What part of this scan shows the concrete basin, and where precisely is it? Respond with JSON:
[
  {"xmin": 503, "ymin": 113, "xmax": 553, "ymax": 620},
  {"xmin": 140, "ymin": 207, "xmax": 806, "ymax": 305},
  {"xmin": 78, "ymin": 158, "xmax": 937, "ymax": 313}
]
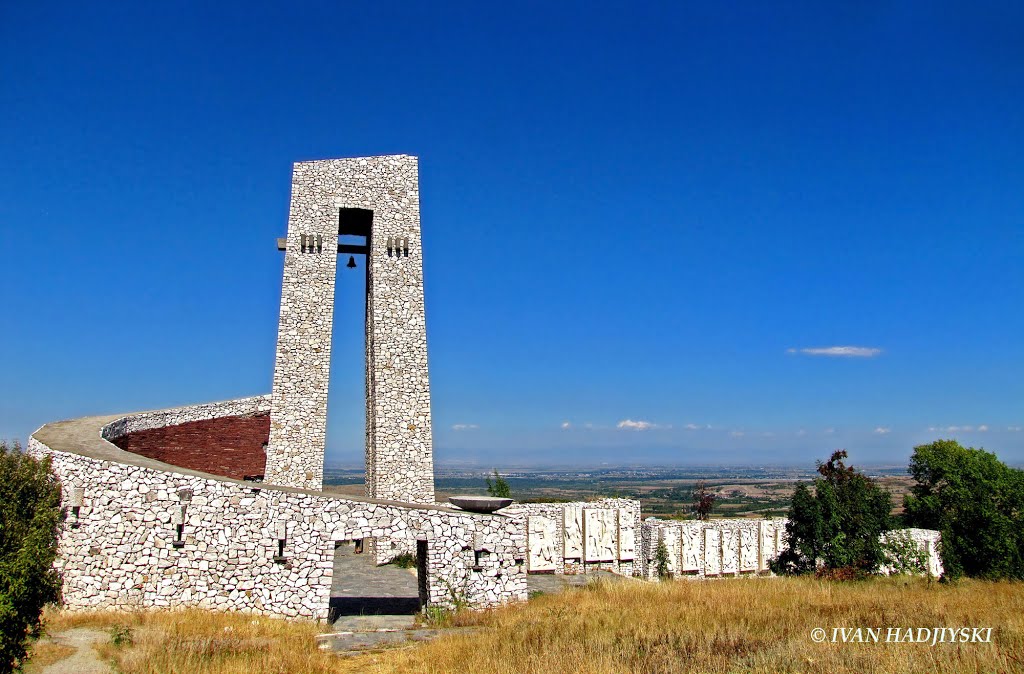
[{"xmin": 448, "ymin": 496, "xmax": 513, "ymax": 513}]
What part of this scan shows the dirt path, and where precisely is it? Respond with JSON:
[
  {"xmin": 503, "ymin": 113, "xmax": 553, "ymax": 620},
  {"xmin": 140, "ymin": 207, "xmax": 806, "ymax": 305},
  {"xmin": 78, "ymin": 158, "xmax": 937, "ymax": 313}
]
[{"xmin": 33, "ymin": 628, "xmax": 112, "ymax": 674}]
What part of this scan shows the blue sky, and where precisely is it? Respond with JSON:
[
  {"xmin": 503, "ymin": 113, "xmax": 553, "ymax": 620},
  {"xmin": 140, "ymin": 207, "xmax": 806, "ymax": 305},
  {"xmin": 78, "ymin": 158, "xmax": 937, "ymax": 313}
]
[{"xmin": 1, "ymin": 2, "xmax": 1021, "ymax": 468}]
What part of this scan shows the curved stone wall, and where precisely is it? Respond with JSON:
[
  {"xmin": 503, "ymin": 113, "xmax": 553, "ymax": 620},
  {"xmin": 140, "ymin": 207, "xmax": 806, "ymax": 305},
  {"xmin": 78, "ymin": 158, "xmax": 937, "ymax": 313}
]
[{"xmin": 30, "ymin": 397, "xmax": 527, "ymax": 620}]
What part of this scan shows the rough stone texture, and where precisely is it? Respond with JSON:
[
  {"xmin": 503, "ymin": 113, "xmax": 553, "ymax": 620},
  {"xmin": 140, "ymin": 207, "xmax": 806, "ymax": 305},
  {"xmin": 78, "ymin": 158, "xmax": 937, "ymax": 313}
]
[
  {"xmin": 266, "ymin": 155, "xmax": 434, "ymax": 502},
  {"xmin": 639, "ymin": 517, "xmax": 943, "ymax": 580},
  {"xmin": 880, "ymin": 527, "xmax": 944, "ymax": 577},
  {"xmin": 30, "ymin": 402, "xmax": 526, "ymax": 620},
  {"xmin": 111, "ymin": 414, "xmax": 270, "ymax": 480},
  {"xmin": 504, "ymin": 499, "xmax": 641, "ymax": 577}
]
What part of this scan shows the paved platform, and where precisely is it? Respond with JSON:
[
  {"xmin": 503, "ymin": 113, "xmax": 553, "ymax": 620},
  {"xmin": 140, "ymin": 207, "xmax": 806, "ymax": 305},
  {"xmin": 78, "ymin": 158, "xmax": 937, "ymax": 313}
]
[{"xmin": 329, "ymin": 541, "xmax": 420, "ymax": 621}]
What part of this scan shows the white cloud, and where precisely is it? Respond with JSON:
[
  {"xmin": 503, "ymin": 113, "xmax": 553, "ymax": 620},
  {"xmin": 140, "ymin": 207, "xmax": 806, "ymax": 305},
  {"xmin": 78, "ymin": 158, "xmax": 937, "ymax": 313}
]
[
  {"xmin": 617, "ymin": 419, "xmax": 659, "ymax": 431},
  {"xmin": 874, "ymin": 427, "xmax": 891, "ymax": 435},
  {"xmin": 730, "ymin": 431, "xmax": 745, "ymax": 438},
  {"xmin": 929, "ymin": 425, "xmax": 989, "ymax": 433},
  {"xmin": 451, "ymin": 423, "xmax": 479, "ymax": 431},
  {"xmin": 684, "ymin": 423, "xmax": 701, "ymax": 431},
  {"xmin": 1009, "ymin": 426, "xmax": 1022, "ymax": 432},
  {"xmin": 561, "ymin": 421, "xmax": 571, "ymax": 430},
  {"xmin": 824, "ymin": 428, "xmax": 835, "ymax": 435},
  {"xmin": 788, "ymin": 346, "xmax": 882, "ymax": 358}
]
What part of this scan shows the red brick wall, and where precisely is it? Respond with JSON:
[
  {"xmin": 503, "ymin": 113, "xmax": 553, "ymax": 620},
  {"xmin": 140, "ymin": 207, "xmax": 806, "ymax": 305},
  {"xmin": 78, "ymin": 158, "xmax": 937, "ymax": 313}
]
[{"xmin": 111, "ymin": 414, "xmax": 270, "ymax": 480}]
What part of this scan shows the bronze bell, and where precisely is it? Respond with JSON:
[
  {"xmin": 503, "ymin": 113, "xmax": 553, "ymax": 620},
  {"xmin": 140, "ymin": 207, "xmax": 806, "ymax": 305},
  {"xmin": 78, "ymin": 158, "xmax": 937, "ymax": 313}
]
[{"xmin": 346, "ymin": 255, "xmax": 357, "ymax": 269}]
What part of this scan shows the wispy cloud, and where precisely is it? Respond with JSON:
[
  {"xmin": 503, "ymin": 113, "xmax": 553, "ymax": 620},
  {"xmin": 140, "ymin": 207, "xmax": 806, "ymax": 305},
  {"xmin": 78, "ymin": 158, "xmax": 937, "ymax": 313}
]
[
  {"xmin": 617, "ymin": 419, "xmax": 670, "ymax": 431},
  {"xmin": 824, "ymin": 428, "xmax": 835, "ymax": 435},
  {"xmin": 451, "ymin": 423, "xmax": 479, "ymax": 431},
  {"xmin": 1009, "ymin": 426, "xmax": 1022, "ymax": 432},
  {"xmin": 560, "ymin": 421, "xmax": 572, "ymax": 430},
  {"xmin": 873, "ymin": 427, "xmax": 891, "ymax": 435},
  {"xmin": 928, "ymin": 425, "xmax": 989, "ymax": 433},
  {"xmin": 729, "ymin": 430, "xmax": 745, "ymax": 438},
  {"xmin": 787, "ymin": 346, "xmax": 882, "ymax": 358},
  {"xmin": 796, "ymin": 429, "xmax": 808, "ymax": 437},
  {"xmin": 684, "ymin": 423, "xmax": 711, "ymax": 431}
]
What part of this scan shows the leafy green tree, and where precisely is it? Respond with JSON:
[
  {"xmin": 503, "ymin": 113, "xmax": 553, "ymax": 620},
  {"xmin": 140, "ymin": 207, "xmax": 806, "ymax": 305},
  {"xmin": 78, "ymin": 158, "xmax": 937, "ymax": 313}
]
[
  {"xmin": 485, "ymin": 469, "xmax": 511, "ymax": 498},
  {"xmin": 771, "ymin": 450, "xmax": 893, "ymax": 576},
  {"xmin": 0, "ymin": 440, "xmax": 63, "ymax": 671},
  {"xmin": 903, "ymin": 439, "xmax": 1024, "ymax": 580}
]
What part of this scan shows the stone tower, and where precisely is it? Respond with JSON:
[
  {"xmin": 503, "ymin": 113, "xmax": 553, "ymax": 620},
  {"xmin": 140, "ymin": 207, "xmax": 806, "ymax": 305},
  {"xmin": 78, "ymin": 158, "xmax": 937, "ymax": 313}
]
[{"xmin": 265, "ymin": 155, "xmax": 435, "ymax": 504}]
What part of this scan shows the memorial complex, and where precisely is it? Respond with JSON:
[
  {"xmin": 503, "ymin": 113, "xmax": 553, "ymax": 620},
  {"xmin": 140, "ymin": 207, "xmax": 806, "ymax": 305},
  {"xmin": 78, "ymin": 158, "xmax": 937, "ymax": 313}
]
[{"xmin": 29, "ymin": 155, "xmax": 941, "ymax": 620}]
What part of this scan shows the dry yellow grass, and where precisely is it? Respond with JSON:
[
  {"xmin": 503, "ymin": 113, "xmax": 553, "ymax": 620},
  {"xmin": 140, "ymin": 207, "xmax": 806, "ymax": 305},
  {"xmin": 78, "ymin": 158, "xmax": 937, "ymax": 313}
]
[
  {"xmin": 39, "ymin": 576, "xmax": 1024, "ymax": 674},
  {"xmin": 21, "ymin": 642, "xmax": 75, "ymax": 672}
]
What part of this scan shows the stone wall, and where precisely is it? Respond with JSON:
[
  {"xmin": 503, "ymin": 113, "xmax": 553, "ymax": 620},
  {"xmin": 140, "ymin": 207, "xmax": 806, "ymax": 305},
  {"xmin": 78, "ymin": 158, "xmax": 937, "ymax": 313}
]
[
  {"xmin": 30, "ymin": 400, "xmax": 526, "ymax": 620},
  {"xmin": 638, "ymin": 518, "xmax": 943, "ymax": 580},
  {"xmin": 880, "ymin": 527, "xmax": 944, "ymax": 577},
  {"xmin": 266, "ymin": 155, "xmax": 435, "ymax": 502},
  {"xmin": 503, "ymin": 499, "xmax": 641, "ymax": 577},
  {"xmin": 639, "ymin": 517, "xmax": 787, "ymax": 580}
]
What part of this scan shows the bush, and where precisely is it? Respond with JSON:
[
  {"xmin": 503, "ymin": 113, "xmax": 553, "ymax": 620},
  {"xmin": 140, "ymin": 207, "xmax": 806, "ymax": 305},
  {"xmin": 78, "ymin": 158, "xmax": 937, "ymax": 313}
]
[
  {"xmin": 880, "ymin": 530, "xmax": 929, "ymax": 576},
  {"xmin": 771, "ymin": 450, "xmax": 892, "ymax": 576},
  {"xmin": 0, "ymin": 440, "xmax": 63, "ymax": 671},
  {"xmin": 903, "ymin": 439, "xmax": 1024, "ymax": 580},
  {"xmin": 389, "ymin": 552, "xmax": 416, "ymax": 568},
  {"xmin": 485, "ymin": 469, "xmax": 511, "ymax": 498},
  {"xmin": 654, "ymin": 539, "xmax": 671, "ymax": 579}
]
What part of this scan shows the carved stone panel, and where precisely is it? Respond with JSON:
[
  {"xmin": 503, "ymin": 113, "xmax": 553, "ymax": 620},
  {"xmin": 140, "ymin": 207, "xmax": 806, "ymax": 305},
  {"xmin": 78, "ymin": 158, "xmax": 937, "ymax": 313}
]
[
  {"xmin": 758, "ymin": 520, "xmax": 774, "ymax": 571},
  {"xmin": 680, "ymin": 522, "xmax": 702, "ymax": 572},
  {"xmin": 704, "ymin": 528, "xmax": 721, "ymax": 575},
  {"xmin": 617, "ymin": 510, "xmax": 635, "ymax": 561},
  {"xmin": 563, "ymin": 506, "xmax": 583, "ymax": 559},
  {"xmin": 527, "ymin": 516, "xmax": 557, "ymax": 572},
  {"xmin": 722, "ymin": 527, "xmax": 739, "ymax": 574},
  {"xmin": 584, "ymin": 509, "xmax": 617, "ymax": 562},
  {"xmin": 740, "ymin": 528, "xmax": 757, "ymax": 571}
]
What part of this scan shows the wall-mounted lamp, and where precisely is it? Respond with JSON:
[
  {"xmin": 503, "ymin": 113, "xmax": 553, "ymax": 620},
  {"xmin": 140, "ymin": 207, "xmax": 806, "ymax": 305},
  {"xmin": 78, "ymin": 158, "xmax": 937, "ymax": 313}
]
[
  {"xmin": 68, "ymin": 487, "xmax": 84, "ymax": 529},
  {"xmin": 273, "ymin": 522, "xmax": 288, "ymax": 563}
]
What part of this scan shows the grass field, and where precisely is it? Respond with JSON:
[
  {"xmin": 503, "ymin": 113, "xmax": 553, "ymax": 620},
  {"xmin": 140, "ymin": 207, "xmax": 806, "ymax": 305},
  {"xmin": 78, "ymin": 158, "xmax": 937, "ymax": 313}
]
[{"xmin": 38, "ymin": 576, "xmax": 1024, "ymax": 674}]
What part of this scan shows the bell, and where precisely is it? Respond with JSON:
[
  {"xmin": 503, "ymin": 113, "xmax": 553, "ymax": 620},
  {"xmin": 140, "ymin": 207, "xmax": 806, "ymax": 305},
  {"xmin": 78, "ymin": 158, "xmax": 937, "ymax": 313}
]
[{"xmin": 346, "ymin": 255, "xmax": 357, "ymax": 269}]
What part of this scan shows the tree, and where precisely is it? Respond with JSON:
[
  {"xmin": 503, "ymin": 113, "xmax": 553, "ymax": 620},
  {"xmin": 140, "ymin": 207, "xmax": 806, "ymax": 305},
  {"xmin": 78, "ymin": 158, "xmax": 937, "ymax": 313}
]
[
  {"xmin": 771, "ymin": 450, "xmax": 893, "ymax": 576},
  {"xmin": 0, "ymin": 440, "xmax": 63, "ymax": 671},
  {"xmin": 653, "ymin": 539, "xmax": 671, "ymax": 579},
  {"xmin": 903, "ymin": 439, "xmax": 1024, "ymax": 580},
  {"xmin": 691, "ymin": 480, "xmax": 717, "ymax": 520},
  {"xmin": 485, "ymin": 469, "xmax": 511, "ymax": 498}
]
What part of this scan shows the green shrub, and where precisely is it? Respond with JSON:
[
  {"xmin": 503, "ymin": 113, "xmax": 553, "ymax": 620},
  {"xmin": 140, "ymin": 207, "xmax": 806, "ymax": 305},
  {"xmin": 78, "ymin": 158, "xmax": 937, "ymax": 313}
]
[
  {"xmin": 654, "ymin": 539, "xmax": 671, "ymax": 579},
  {"xmin": 0, "ymin": 440, "xmax": 63, "ymax": 671},
  {"xmin": 485, "ymin": 469, "xmax": 511, "ymax": 498},
  {"xmin": 903, "ymin": 439, "xmax": 1024, "ymax": 580},
  {"xmin": 881, "ymin": 531, "xmax": 929, "ymax": 576},
  {"xmin": 109, "ymin": 624, "xmax": 134, "ymax": 647},
  {"xmin": 771, "ymin": 450, "xmax": 892, "ymax": 576},
  {"xmin": 389, "ymin": 552, "xmax": 416, "ymax": 568}
]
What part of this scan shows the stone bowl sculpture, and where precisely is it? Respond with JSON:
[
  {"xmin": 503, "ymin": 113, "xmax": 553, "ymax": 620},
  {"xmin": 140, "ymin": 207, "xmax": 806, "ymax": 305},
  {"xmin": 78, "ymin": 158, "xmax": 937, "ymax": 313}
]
[{"xmin": 448, "ymin": 496, "xmax": 513, "ymax": 513}]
